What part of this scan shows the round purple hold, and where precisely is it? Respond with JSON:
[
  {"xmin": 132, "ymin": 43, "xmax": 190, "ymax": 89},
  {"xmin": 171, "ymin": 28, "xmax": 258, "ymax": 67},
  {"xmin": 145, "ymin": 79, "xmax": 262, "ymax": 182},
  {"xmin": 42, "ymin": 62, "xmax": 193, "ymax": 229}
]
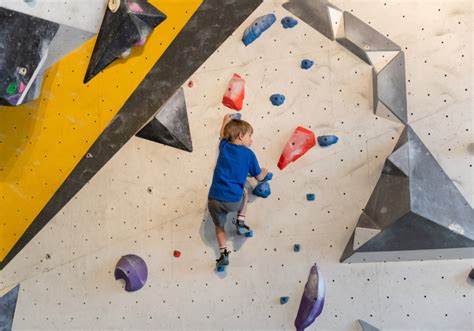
[{"xmin": 115, "ymin": 254, "xmax": 148, "ymax": 292}]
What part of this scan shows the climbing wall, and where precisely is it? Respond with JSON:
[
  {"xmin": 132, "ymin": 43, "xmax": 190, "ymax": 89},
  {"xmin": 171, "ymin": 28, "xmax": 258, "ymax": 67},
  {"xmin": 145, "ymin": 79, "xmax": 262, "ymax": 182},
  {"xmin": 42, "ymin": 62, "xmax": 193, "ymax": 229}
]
[{"xmin": 0, "ymin": 0, "xmax": 472, "ymax": 330}]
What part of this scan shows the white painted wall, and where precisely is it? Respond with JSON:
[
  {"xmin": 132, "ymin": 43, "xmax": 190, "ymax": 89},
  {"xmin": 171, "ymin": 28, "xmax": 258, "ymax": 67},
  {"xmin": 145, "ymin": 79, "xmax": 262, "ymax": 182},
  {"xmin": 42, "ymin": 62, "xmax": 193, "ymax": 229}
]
[{"xmin": 1, "ymin": 0, "xmax": 473, "ymax": 330}]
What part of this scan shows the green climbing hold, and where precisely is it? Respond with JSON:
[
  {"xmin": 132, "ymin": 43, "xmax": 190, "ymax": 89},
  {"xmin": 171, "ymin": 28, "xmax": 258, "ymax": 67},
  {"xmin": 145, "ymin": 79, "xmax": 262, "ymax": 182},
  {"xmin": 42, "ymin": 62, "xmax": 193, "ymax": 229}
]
[{"xmin": 6, "ymin": 82, "xmax": 18, "ymax": 95}]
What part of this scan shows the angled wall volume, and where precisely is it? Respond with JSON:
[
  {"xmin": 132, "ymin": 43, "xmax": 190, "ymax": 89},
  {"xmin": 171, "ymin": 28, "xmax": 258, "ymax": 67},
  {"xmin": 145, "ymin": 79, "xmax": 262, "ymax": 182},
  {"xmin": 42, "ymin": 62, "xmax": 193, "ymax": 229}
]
[
  {"xmin": 0, "ymin": 284, "xmax": 20, "ymax": 331},
  {"xmin": 282, "ymin": 0, "xmax": 407, "ymax": 124},
  {"xmin": 340, "ymin": 126, "xmax": 474, "ymax": 263},
  {"xmin": 136, "ymin": 87, "xmax": 193, "ymax": 152}
]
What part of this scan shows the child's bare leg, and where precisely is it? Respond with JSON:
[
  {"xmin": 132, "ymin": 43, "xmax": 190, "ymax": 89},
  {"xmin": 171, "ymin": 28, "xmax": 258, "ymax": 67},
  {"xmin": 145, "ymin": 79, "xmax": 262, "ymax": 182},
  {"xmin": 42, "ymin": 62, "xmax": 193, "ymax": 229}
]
[
  {"xmin": 215, "ymin": 225, "xmax": 227, "ymax": 248},
  {"xmin": 238, "ymin": 188, "xmax": 249, "ymax": 218}
]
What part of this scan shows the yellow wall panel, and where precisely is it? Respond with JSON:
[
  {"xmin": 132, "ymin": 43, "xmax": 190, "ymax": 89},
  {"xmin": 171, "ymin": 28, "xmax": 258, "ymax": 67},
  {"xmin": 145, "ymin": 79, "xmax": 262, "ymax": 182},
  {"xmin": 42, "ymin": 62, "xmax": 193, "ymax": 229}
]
[{"xmin": 0, "ymin": 0, "xmax": 202, "ymax": 261}]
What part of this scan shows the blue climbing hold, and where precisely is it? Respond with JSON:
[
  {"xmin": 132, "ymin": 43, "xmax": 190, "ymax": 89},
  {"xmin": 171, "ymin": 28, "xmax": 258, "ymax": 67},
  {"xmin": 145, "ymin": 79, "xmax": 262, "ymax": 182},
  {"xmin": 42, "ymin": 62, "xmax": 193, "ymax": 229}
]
[
  {"xmin": 242, "ymin": 14, "xmax": 276, "ymax": 46},
  {"xmin": 263, "ymin": 172, "xmax": 273, "ymax": 181},
  {"xmin": 281, "ymin": 16, "xmax": 298, "ymax": 29},
  {"xmin": 217, "ymin": 265, "xmax": 225, "ymax": 272},
  {"xmin": 301, "ymin": 59, "xmax": 314, "ymax": 70},
  {"xmin": 245, "ymin": 230, "xmax": 254, "ymax": 238},
  {"xmin": 230, "ymin": 113, "xmax": 241, "ymax": 120},
  {"xmin": 306, "ymin": 193, "xmax": 316, "ymax": 201},
  {"xmin": 294, "ymin": 244, "xmax": 301, "ymax": 252},
  {"xmin": 270, "ymin": 94, "xmax": 285, "ymax": 106},
  {"xmin": 280, "ymin": 296, "xmax": 290, "ymax": 304},
  {"xmin": 317, "ymin": 135, "xmax": 339, "ymax": 147},
  {"xmin": 253, "ymin": 181, "xmax": 271, "ymax": 198}
]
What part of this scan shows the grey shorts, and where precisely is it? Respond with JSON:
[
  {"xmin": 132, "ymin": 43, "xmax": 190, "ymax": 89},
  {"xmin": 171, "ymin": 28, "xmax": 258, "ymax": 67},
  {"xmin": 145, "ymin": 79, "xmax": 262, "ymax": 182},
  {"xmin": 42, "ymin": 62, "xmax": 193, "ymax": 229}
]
[{"xmin": 208, "ymin": 196, "xmax": 245, "ymax": 228}]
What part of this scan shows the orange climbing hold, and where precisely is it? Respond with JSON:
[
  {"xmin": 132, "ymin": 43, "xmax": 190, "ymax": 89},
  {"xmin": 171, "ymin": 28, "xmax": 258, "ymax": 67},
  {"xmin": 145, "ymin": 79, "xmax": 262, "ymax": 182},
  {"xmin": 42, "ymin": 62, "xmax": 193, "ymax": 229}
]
[
  {"xmin": 277, "ymin": 127, "xmax": 315, "ymax": 170},
  {"xmin": 222, "ymin": 73, "xmax": 245, "ymax": 111}
]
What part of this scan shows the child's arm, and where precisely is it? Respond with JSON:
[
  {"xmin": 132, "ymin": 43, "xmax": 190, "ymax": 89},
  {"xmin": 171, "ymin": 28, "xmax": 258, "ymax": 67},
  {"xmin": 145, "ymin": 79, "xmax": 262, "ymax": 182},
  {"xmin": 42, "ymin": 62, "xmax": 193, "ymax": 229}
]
[
  {"xmin": 219, "ymin": 114, "xmax": 232, "ymax": 139},
  {"xmin": 255, "ymin": 168, "xmax": 269, "ymax": 182}
]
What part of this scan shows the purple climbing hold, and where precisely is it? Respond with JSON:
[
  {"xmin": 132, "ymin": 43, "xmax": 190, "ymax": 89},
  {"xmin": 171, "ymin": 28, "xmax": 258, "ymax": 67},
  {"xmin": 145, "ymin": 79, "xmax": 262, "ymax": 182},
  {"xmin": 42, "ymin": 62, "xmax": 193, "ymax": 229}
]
[
  {"xmin": 469, "ymin": 268, "xmax": 474, "ymax": 280},
  {"xmin": 281, "ymin": 16, "xmax": 298, "ymax": 29},
  {"xmin": 242, "ymin": 14, "xmax": 276, "ymax": 46},
  {"xmin": 114, "ymin": 254, "xmax": 148, "ymax": 292},
  {"xmin": 301, "ymin": 59, "xmax": 314, "ymax": 70},
  {"xmin": 317, "ymin": 135, "xmax": 339, "ymax": 147},
  {"xmin": 270, "ymin": 94, "xmax": 285, "ymax": 106},
  {"xmin": 294, "ymin": 264, "xmax": 326, "ymax": 331}
]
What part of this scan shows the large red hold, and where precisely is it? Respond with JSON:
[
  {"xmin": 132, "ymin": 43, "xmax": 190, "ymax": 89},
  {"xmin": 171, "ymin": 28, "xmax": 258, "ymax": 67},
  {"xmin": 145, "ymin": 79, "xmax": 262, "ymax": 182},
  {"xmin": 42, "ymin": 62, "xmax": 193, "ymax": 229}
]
[
  {"xmin": 277, "ymin": 127, "xmax": 316, "ymax": 170},
  {"xmin": 222, "ymin": 73, "xmax": 245, "ymax": 111}
]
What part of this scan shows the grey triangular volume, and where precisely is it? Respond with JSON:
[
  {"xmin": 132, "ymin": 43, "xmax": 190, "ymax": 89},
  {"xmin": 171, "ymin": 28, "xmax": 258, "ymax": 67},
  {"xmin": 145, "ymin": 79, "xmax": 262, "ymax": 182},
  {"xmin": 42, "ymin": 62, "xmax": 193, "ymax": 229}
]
[
  {"xmin": 341, "ymin": 127, "xmax": 474, "ymax": 263},
  {"xmin": 336, "ymin": 11, "xmax": 401, "ymax": 65},
  {"xmin": 136, "ymin": 87, "xmax": 193, "ymax": 152},
  {"xmin": 407, "ymin": 126, "xmax": 474, "ymax": 239},
  {"xmin": 373, "ymin": 52, "xmax": 407, "ymax": 124},
  {"xmin": 282, "ymin": 0, "xmax": 336, "ymax": 40},
  {"xmin": 0, "ymin": 284, "xmax": 20, "ymax": 331},
  {"xmin": 358, "ymin": 319, "xmax": 380, "ymax": 331}
]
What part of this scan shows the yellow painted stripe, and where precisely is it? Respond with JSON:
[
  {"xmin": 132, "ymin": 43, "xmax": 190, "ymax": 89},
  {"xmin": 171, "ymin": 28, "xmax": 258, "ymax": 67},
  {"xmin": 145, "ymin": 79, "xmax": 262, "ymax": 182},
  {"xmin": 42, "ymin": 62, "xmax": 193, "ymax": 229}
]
[{"xmin": 0, "ymin": 0, "xmax": 202, "ymax": 261}]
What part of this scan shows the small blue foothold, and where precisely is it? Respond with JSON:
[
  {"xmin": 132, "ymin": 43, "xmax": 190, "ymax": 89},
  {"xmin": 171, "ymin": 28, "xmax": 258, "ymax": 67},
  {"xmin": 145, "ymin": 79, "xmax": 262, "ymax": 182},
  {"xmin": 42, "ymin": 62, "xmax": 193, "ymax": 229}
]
[
  {"xmin": 281, "ymin": 16, "xmax": 298, "ymax": 29},
  {"xmin": 317, "ymin": 135, "xmax": 339, "ymax": 147},
  {"xmin": 230, "ymin": 113, "xmax": 241, "ymax": 120},
  {"xmin": 280, "ymin": 296, "xmax": 289, "ymax": 304},
  {"xmin": 270, "ymin": 94, "xmax": 285, "ymax": 106},
  {"xmin": 245, "ymin": 230, "xmax": 254, "ymax": 238},
  {"xmin": 301, "ymin": 59, "xmax": 314, "ymax": 70},
  {"xmin": 263, "ymin": 172, "xmax": 273, "ymax": 181},
  {"xmin": 293, "ymin": 244, "xmax": 300, "ymax": 252},
  {"xmin": 253, "ymin": 181, "xmax": 271, "ymax": 198},
  {"xmin": 306, "ymin": 193, "xmax": 316, "ymax": 201},
  {"xmin": 242, "ymin": 14, "xmax": 276, "ymax": 46},
  {"xmin": 217, "ymin": 266, "xmax": 225, "ymax": 272}
]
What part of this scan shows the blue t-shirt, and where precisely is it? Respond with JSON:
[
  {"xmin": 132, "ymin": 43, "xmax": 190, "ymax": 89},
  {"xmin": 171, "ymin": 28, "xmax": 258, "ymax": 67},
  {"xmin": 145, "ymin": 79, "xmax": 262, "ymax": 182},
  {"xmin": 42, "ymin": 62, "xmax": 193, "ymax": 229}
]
[{"xmin": 208, "ymin": 139, "xmax": 261, "ymax": 202}]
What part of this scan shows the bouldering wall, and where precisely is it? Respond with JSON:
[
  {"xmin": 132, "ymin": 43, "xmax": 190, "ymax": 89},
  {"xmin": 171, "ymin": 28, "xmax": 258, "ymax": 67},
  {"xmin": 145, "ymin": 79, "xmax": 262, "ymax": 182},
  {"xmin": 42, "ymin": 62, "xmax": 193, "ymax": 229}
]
[{"xmin": 0, "ymin": 0, "xmax": 472, "ymax": 330}]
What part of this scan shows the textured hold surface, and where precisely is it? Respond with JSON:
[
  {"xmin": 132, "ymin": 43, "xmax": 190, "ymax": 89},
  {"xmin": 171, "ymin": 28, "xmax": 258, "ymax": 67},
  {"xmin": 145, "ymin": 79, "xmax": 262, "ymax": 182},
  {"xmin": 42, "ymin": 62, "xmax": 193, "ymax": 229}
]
[
  {"xmin": 294, "ymin": 264, "xmax": 325, "ymax": 331},
  {"xmin": 317, "ymin": 135, "xmax": 339, "ymax": 147},
  {"xmin": 136, "ymin": 87, "xmax": 193, "ymax": 152},
  {"xmin": 281, "ymin": 16, "xmax": 298, "ymax": 29},
  {"xmin": 0, "ymin": 8, "xmax": 59, "ymax": 106},
  {"xmin": 373, "ymin": 51, "xmax": 407, "ymax": 124},
  {"xmin": 270, "ymin": 93, "xmax": 285, "ymax": 106},
  {"xmin": 278, "ymin": 127, "xmax": 316, "ymax": 170},
  {"xmin": 114, "ymin": 254, "xmax": 148, "ymax": 292},
  {"xmin": 358, "ymin": 319, "xmax": 381, "ymax": 331},
  {"xmin": 341, "ymin": 126, "xmax": 474, "ymax": 263},
  {"xmin": 300, "ymin": 59, "xmax": 314, "ymax": 69},
  {"xmin": 253, "ymin": 181, "xmax": 271, "ymax": 198},
  {"xmin": 242, "ymin": 13, "xmax": 276, "ymax": 46},
  {"xmin": 84, "ymin": 0, "xmax": 167, "ymax": 83},
  {"xmin": 222, "ymin": 73, "xmax": 245, "ymax": 110},
  {"xmin": 0, "ymin": 285, "xmax": 19, "ymax": 331}
]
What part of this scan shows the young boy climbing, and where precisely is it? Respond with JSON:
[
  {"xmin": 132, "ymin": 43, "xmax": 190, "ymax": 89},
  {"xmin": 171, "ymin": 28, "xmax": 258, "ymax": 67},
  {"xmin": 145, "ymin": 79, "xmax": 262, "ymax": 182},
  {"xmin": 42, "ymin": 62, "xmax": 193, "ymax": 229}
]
[{"xmin": 208, "ymin": 114, "xmax": 268, "ymax": 269}]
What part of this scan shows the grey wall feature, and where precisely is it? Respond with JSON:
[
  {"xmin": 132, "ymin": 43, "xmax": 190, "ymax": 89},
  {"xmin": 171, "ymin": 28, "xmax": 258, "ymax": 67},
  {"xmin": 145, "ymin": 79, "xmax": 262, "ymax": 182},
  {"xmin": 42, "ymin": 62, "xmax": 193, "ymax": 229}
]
[
  {"xmin": 336, "ymin": 12, "xmax": 401, "ymax": 65},
  {"xmin": 83, "ymin": 0, "xmax": 167, "ymax": 83},
  {"xmin": 136, "ymin": 87, "xmax": 193, "ymax": 152},
  {"xmin": 282, "ymin": 0, "xmax": 338, "ymax": 41},
  {"xmin": 282, "ymin": 1, "xmax": 407, "ymax": 124},
  {"xmin": 0, "ymin": 285, "xmax": 20, "ymax": 331},
  {"xmin": 0, "ymin": 8, "xmax": 59, "ymax": 106},
  {"xmin": 358, "ymin": 319, "xmax": 380, "ymax": 331},
  {"xmin": 0, "ymin": 0, "xmax": 263, "ymax": 270},
  {"xmin": 341, "ymin": 126, "xmax": 474, "ymax": 263},
  {"xmin": 373, "ymin": 51, "xmax": 407, "ymax": 124}
]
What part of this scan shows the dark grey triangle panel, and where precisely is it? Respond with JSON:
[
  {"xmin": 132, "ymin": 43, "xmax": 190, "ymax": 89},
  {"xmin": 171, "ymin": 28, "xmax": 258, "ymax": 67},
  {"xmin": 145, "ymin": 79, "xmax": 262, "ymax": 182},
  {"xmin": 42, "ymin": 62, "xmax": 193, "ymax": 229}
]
[
  {"xmin": 0, "ymin": 0, "xmax": 263, "ymax": 270},
  {"xmin": 136, "ymin": 87, "xmax": 192, "ymax": 152},
  {"xmin": 407, "ymin": 126, "xmax": 474, "ymax": 239},
  {"xmin": 0, "ymin": 284, "xmax": 20, "ymax": 331}
]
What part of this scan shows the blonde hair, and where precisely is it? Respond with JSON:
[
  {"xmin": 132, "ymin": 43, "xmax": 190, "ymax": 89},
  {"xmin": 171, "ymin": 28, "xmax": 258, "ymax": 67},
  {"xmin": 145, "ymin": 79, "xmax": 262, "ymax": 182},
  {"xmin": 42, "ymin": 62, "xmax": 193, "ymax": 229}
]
[{"xmin": 223, "ymin": 119, "xmax": 253, "ymax": 142}]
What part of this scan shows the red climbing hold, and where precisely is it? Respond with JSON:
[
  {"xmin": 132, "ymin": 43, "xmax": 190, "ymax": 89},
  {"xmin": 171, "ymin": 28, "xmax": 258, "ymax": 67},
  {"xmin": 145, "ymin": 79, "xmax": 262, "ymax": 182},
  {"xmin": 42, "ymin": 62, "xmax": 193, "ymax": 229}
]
[
  {"xmin": 277, "ymin": 127, "xmax": 316, "ymax": 170},
  {"xmin": 173, "ymin": 250, "xmax": 181, "ymax": 258},
  {"xmin": 222, "ymin": 73, "xmax": 245, "ymax": 111},
  {"xmin": 187, "ymin": 80, "xmax": 194, "ymax": 88}
]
